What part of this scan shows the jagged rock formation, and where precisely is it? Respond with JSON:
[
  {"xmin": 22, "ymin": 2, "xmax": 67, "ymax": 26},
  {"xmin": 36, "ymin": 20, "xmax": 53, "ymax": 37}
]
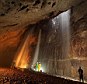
[{"xmin": 0, "ymin": 0, "xmax": 84, "ymax": 27}]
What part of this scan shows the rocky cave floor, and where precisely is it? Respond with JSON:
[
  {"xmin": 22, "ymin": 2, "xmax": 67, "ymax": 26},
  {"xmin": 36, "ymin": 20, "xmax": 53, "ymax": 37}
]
[{"xmin": 0, "ymin": 68, "xmax": 86, "ymax": 84}]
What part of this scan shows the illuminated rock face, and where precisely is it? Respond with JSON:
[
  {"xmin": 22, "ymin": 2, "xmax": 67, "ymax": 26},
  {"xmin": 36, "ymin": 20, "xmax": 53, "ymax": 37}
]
[
  {"xmin": 0, "ymin": 27, "xmax": 27, "ymax": 67},
  {"xmin": 71, "ymin": 31, "xmax": 87, "ymax": 58}
]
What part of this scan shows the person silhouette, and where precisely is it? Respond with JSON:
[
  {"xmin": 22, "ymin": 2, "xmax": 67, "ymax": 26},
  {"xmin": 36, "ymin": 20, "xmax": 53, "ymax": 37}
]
[{"xmin": 78, "ymin": 66, "xmax": 84, "ymax": 82}]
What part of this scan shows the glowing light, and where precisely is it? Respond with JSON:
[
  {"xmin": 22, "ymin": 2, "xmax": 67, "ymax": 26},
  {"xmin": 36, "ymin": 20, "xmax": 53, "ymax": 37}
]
[
  {"xmin": 32, "ymin": 30, "xmax": 41, "ymax": 66},
  {"xmin": 34, "ymin": 67, "xmax": 44, "ymax": 72},
  {"xmin": 40, "ymin": 67, "xmax": 44, "ymax": 72},
  {"xmin": 72, "ymin": 57, "xmax": 87, "ymax": 60},
  {"xmin": 13, "ymin": 28, "xmax": 37, "ymax": 69},
  {"xmin": 52, "ymin": 19, "xmax": 56, "ymax": 25},
  {"xmin": 19, "ymin": 64, "xmax": 28, "ymax": 68},
  {"xmin": 31, "ymin": 64, "xmax": 45, "ymax": 72}
]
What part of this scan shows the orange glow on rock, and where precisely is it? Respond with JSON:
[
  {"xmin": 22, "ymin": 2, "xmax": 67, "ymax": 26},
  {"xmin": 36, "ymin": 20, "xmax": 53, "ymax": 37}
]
[{"xmin": 14, "ymin": 33, "xmax": 37, "ymax": 68}]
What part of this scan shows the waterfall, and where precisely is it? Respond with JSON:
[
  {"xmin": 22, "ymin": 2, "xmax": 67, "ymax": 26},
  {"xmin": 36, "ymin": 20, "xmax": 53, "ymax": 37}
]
[
  {"xmin": 60, "ymin": 10, "xmax": 71, "ymax": 76},
  {"xmin": 52, "ymin": 10, "xmax": 71, "ymax": 59},
  {"xmin": 59, "ymin": 10, "xmax": 71, "ymax": 59},
  {"xmin": 51, "ymin": 9, "xmax": 71, "ymax": 76},
  {"xmin": 13, "ymin": 28, "xmax": 35, "ymax": 68},
  {"xmin": 32, "ymin": 29, "xmax": 41, "ymax": 67},
  {"xmin": 37, "ymin": 9, "xmax": 71, "ymax": 75}
]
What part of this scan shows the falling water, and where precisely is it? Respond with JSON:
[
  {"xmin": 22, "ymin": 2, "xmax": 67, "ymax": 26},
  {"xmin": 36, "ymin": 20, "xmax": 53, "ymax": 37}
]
[
  {"xmin": 13, "ymin": 28, "xmax": 35, "ymax": 68},
  {"xmin": 38, "ymin": 10, "xmax": 71, "ymax": 75},
  {"xmin": 32, "ymin": 29, "xmax": 41, "ymax": 67},
  {"xmin": 52, "ymin": 10, "xmax": 71, "ymax": 76},
  {"xmin": 52, "ymin": 10, "xmax": 71, "ymax": 59},
  {"xmin": 59, "ymin": 10, "xmax": 71, "ymax": 59}
]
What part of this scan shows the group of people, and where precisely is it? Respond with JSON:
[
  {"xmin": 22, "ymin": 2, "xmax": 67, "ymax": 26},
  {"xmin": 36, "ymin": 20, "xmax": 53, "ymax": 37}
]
[{"xmin": 33, "ymin": 62, "xmax": 42, "ymax": 72}]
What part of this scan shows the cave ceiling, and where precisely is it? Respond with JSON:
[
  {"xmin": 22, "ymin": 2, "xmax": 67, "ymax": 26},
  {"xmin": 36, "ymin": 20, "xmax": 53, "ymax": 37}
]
[{"xmin": 0, "ymin": 0, "xmax": 86, "ymax": 28}]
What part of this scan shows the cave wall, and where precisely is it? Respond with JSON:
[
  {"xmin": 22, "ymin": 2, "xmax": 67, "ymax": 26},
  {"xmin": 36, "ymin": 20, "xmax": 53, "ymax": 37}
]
[
  {"xmin": 70, "ymin": 0, "xmax": 87, "ymax": 80},
  {"xmin": 0, "ymin": 27, "xmax": 27, "ymax": 67}
]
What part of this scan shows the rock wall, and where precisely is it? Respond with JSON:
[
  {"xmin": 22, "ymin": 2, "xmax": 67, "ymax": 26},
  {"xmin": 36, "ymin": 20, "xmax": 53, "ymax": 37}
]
[
  {"xmin": 70, "ymin": 0, "xmax": 87, "ymax": 80},
  {"xmin": 0, "ymin": 27, "xmax": 27, "ymax": 67}
]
